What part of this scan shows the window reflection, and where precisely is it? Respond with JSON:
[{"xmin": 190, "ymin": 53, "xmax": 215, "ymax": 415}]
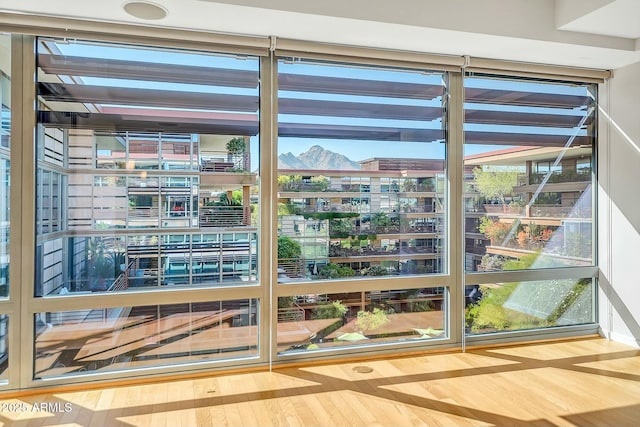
[
  {"xmin": 34, "ymin": 300, "xmax": 258, "ymax": 378},
  {"xmin": 463, "ymin": 77, "xmax": 595, "ymax": 272},
  {"xmin": 277, "ymin": 288, "xmax": 445, "ymax": 353},
  {"xmin": 466, "ymin": 278, "xmax": 594, "ymax": 334}
]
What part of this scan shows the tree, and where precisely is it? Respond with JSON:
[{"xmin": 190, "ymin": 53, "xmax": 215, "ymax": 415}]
[
  {"xmin": 86, "ymin": 238, "xmax": 115, "ymax": 291},
  {"xmin": 473, "ymin": 167, "xmax": 518, "ymax": 206},
  {"xmin": 226, "ymin": 137, "xmax": 247, "ymax": 170},
  {"xmin": 402, "ymin": 178, "xmax": 416, "ymax": 192},
  {"xmin": 277, "ymin": 175, "xmax": 289, "ymax": 192},
  {"xmin": 277, "ymin": 236, "xmax": 301, "ymax": 261},
  {"xmin": 355, "ymin": 308, "xmax": 390, "ymax": 333},
  {"xmin": 226, "ymin": 137, "xmax": 246, "ymax": 154},
  {"xmin": 329, "ymin": 218, "xmax": 352, "ymax": 236},
  {"xmin": 278, "ymin": 175, "xmax": 302, "ymax": 191},
  {"xmin": 217, "ymin": 191, "xmax": 242, "ymax": 206},
  {"xmin": 361, "ymin": 265, "xmax": 389, "ymax": 276},
  {"xmin": 310, "ymin": 175, "xmax": 330, "ymax": 191},
  {"xmin": 478, "ymin": 216, "xmax": 511, "ymax": 244},
  {"xmin": 371, "ymin": 212, "xmax": 392, "ymax": 227}
]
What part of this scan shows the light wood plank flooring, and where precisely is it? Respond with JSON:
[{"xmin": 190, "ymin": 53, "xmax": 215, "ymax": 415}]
[{"xmin": 2, "ymin": 337, "xmax": 640, "ymax": 427}]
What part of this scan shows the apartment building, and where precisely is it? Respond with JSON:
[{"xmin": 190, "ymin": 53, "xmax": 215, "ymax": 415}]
[
  {"xmin": 277, "ymin": 159, "xmax": 445, "ymax": 279},
  {"xmin": 464, "ymin": 146, "xmax": 593, "ymax": 272}
]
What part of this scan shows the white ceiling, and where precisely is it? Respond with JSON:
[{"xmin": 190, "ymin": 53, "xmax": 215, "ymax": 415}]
[
  {"xmin": 1, "ymin": 0, "xmax": 639, "ymax": 70},
  {"xmin": 557, "ymin": 0, "xmax": 640, "ymax": 39}
]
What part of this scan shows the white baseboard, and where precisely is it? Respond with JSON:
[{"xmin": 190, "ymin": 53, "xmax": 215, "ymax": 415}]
[{"xmin": 598, "ymin": 327, "xmax": 640, "ymax": 348}]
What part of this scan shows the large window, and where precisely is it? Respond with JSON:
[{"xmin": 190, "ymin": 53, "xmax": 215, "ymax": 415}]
[
  {"xmin": 463, "ymin": 75, "xmax": 596, "ymax": 334},
  {"xmin": 276, "ymin": 60, "xmax": 446, "ymax": 282},
  {"xmin": 35, "ymin": 38, "xmax": 261, "ymax": 296},
  {"xmin": 466, "ymin": 278, "xmax": 594, "ymax": 334},
  {"xmin": 275, "ymin": 58, "xmax": 449, "ymax": 354},
  {"xmin": 0, "ymin": 31, "xmax": 601, "ymax": 389}
]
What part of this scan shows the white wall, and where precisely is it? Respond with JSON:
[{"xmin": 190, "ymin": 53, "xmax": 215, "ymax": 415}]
[
  {"xmin": 598, "ymin": 60, "xmax": 640, "ymax": 347},
  {"xmin": 4, "ymin": 1, "xmax": 639, "ymax": 69}
]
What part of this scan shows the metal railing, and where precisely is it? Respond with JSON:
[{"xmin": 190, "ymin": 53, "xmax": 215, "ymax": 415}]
[
  {"xmin": 199, "ymin": 206, "xmax": 251, "ymax": 227},
  {"xmin": 200, "ymin": 151, "xmax": 249, "ymax": 172}
]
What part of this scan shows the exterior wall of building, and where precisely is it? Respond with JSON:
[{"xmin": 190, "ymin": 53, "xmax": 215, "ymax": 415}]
[{"xmin": 598, "ymin": 61, "xmax": 640, "ymax": 348}]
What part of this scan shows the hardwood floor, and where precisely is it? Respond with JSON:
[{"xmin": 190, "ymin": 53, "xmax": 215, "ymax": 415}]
[{"xmin": 1, "ymin": 337, "xmax": 639, "ymax": 426}]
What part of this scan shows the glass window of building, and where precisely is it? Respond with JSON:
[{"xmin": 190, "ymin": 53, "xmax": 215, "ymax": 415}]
[
  {"xmin": 463, "ymin": 75, "xmax": 596, "ymax": 334},
  {"xmin": 277, "ymin": 60, "xmax": 447, "ymax": 281},
  {"xmin": 0, "ymin": 34, "xmax": 10, "ymax": 299},
  {"xmin": 34, "ymin": 299, "xmax": 258, "ymax": 378},
  {"xmin": 277, "ymin": 289, "xmax": 444, "ymax": 352},
  {"xmin": 0, "ymin": 30, "xmax": 603, "ymax": 386},
  {"xmin": 275, "ymin": 59, "xmax": 447, "ymax": 354},
  {"xmin": 32, "ymin": 37, "xmax": 262, "ymax": 378},
  {"xmin": 35, "ymin": 38, "xmax": 261, "ymax": 296},
  {"xmin": 463, "ymin": 77, "xmax": 595, "ymax": 271}
]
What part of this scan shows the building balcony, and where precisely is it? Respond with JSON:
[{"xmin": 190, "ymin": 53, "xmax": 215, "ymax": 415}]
[
  {"xmin": 200, "ymin": 151, "xmax": 249, "ymax": 173},
  {"xmin": 484, "ymin": 244, "xmax": 592, "ymax": 267},
  {"xmin": 128, "ymin": 206, "xmax": 160, "ymax": 218},
  {"xmin": 329, "ymin": 224, "xmax": 440, "ymax": 237},
  {"xmin": 329, "ymin": 245, "xmax": 441, "ymax": 258},
  {"xmin": 514, "ymin": 180, "xmax": 591, "ymax": 193},
  {"xmin": 529, "ymin": 204, "xmax": 592, "ymax": 219},
  {"xmin": 199, "ymin": 206, "xmax": 251, "ymax": 228},
  {"xmin": 483, "ymin": 204, "xmax": 526, "ymax": 216},
  {"xmin": 299, "ymin": 205, "xmax": 367, "ymax": 214},
  {"xmin": 479, "ymin": 203, "xmax": 592, "ymax": 220}
]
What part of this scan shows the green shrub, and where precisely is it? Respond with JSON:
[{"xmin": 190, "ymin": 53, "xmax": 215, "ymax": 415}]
[
  {"xmin": 312, "ymin": 300, "xmax": 348, "ymax": 319},
  {"xmin": 361, "ymin": 265, "xmax": 389, "ymax": 276},
  {"xmin": 318, "ymin": 263, "xmax": 354, "ymax": 279},
  {"xmin": 278, "ymin": 236, "xmax": 301, "ymax": 261}
]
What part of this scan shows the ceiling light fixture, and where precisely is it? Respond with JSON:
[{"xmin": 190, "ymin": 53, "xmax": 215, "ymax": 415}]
[{"xmin": 123, "ymin": 1, "xmax": 168, "ymax": 20}]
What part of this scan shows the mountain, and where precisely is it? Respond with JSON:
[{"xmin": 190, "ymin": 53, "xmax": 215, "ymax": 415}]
[{"xmin": 278, "ymin": 145, "xmax": 361, "ymax": 170}]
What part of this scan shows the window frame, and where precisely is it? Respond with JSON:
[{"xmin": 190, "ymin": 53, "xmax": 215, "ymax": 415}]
[{"xmin": 0, "ymin": 29, "xmax": 601, "ymax": 392}]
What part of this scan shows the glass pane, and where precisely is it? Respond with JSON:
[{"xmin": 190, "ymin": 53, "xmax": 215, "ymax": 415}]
[
  {"xmin": 464, "ymin": 76, "xmax": 595, "ymax": 272},
  {"xmin": 96, "ymin": 133, "xmax": 125, "ymax": 169},
  {"xmin": 0, "ymin": 156, "xmax": 7, "ymax": 297},
  {"xmin": 465, "ymin": 278, "xmax": 594, "ymax": 334},
  {"xmin": 35, "ymin": 232, "xmax": 258, "ymax": 296},
  {"xmin": 93, "ymin": 176, "xmax": 127, "ymax": 229},
  {"xmin": 0, "ymin": 34, "xmax": 8, "ymax": 298},
  {"xmin": 277, "ymin": 59, "xmax": 446, "ymax": 282},
  {"xmin": 0, "ymin": 314, "xmax": 7, "ymax": 382},
  {"xmin": 34, "ymin": 300, "xmax": 258, "ymax": 378},
  {"xmin": 35, "ymin": 37, "xmax": 260, "ymax": 294},
  {"xmin": 277, "ymin": 287, "xmax": 446, "ymax": 353}
]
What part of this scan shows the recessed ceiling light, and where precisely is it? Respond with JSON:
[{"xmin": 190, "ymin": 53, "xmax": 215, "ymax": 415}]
[{"xmin": 123, "ymin": 1, "xmax": 168, "ymax": 20}]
